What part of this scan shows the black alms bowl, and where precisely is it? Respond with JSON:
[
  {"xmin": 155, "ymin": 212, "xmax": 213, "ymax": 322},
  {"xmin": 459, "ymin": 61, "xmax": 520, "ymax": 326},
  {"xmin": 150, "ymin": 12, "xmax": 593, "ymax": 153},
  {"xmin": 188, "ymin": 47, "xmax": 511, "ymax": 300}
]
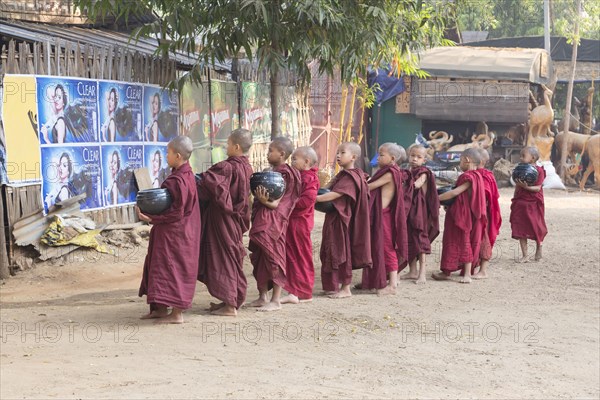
[
  {"xmin": 512, "ymin": 163, "xmax": 539, "ymax": 186},
  {"xmin": 315, "ymin": 188, "xmax": 335, "ymax": 213},
  {"xmin": 136, "ymin": 188, "xmax": 173, "ymax": 215},
  {"xmin": 250, "ymin": 171, "xmax": 286, "ymax": 201},
  {"xmin": 437, "ymin": 185, "xmax": 456, "ymax": 207}
]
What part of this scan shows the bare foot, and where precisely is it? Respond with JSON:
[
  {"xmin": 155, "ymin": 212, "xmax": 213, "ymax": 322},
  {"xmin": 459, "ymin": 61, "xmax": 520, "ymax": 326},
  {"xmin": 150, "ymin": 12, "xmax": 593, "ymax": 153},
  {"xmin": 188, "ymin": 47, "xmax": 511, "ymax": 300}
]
[
  {"xmin": 329, "ymin": 285, "xmax": 352, "ymax": 299},
  {"xmin": 459, "ymin": 276, "xmax": 472, "ymax": 284},
  {"xmin": 323, "ymin": 291, "xmax": 337, "ymax": 296},
  {"xmin": 535, "ymin": 246, "xmax": 542, "ymax": 261},
  {"xmin": 298, "ymin": 298, "xmax": 313, "ymax": 303},
  {"xmin": 431, "ymin": 272, "xmax": 450, "ymax": 281},
  {"xmin": 208, "ymin": 302, "xmax": 225, "ymax": 311},
  {"xmin": 153, "ymin": 312, "xmax": 183, "ymax": 324},
  {"xmin": 415, "ymin": 276, "xmax": 426, "ymax": 285},
  {"xmin": 472, "ymin": 272, "xmax": 488, "ymax": 280},
  {"xmin": 140, "ymin": 309, "xmax": 169, "ymax": 319},
  {"xmin": 257, "ymin": 302, "xmax": 281, "ymax": 312},
  {"xmin": 280, "ymin": 294, "xmax": 300, "ymax": 304},
  {"xmin": 211, "ymin": 305, "xmax": 237, "ymax": 316},
  {"xmin": 399, "ymin": 273, "xmax": 419, "ymax": 280},
  {"xmin": 376, "ymin": 285, "xmax": 396, "ymax": 296},
  {"xmin": 246, "ymin": 297, "xmax": 269, "ymax": 308},
  {"xmin": 517, "ymin": 256, "xmax": 530, "ymax": 263}
]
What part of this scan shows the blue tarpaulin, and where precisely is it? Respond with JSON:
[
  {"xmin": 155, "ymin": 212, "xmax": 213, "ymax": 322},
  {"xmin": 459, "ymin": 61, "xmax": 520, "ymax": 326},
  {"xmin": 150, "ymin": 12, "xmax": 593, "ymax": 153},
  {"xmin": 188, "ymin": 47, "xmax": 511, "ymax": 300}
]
[{"xmin": 367, "ymin": 69, "xmax": 406, "ymax": 104}]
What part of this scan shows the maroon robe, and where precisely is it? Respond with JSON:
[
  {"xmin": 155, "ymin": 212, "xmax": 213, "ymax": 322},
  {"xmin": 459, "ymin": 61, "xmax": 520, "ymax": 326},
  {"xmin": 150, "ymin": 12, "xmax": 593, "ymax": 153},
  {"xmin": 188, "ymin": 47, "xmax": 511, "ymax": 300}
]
[
  {"xmin": 477, "ymin": 169, "xmax": 502, "ymax": 261},
  {"xmin": 249, "ymin": 163, "xmax": 301, "ymax": 289},
  {"xmin": 440, "ymin": 170, "xmax": 487, "ymax": 274},
  {"xmin": 197, "ymin": 156, "xmax": 253, "ymax": 308},
  {"xmin": 284, "ymin": 167, "xmax": 319, "ymax": 299},
  {"xmin": 510, "ymin": 165, "xmax": 547, "ymax": 244},
  {"xmin": 361, "ymin": 164, "xmax": 408, "ymax": 290},
  {"xmin": 401, "ymin": 166, "xmax": 439, "ymax": 269},
  {"xmin": 320, "ymin": 168, "xmax": 372, "ymax": 292},
  {"xmin": 139, "ymin": 162, "xmax": 201, "ymax": 310}
]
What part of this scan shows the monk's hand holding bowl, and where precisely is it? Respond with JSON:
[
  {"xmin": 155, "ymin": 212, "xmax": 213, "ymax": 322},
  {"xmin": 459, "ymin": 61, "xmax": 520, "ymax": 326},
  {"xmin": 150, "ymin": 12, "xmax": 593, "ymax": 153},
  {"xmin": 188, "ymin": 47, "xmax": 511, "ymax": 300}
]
[
  {"xmin": 255, "ymin": 186, "xmax": 270, "ymax": 204},
  {"xmin": 136, "ymin": 206, "xmax": 153, "ymax": 224},
  {"xmin": 515, "ymin": 179, "xmax": 527, "ymax": 188}
]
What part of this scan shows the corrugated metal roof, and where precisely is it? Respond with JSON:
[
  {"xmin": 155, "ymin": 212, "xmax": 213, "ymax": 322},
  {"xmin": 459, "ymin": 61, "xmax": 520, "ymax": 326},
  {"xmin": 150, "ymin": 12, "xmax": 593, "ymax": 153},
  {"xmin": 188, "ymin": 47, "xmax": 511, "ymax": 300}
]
[
  {"xmin": 0, "ymin": 19, "xmax": 230, "ymax": 72},
  {"xmin": 464, "ymin": 36, "xmax": 600, "ymax": 62},
  {"xmin": 418, "ymin": 46, "xmax": 551, "ymax": 84}
]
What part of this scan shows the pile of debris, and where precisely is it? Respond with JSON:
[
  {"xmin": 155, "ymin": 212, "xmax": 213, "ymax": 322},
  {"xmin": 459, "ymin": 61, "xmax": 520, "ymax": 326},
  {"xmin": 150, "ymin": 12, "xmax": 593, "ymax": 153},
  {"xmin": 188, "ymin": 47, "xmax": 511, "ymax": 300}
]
[{"xmin": 10, "ymin": 194, "xmax": 149, "ymax": 272}]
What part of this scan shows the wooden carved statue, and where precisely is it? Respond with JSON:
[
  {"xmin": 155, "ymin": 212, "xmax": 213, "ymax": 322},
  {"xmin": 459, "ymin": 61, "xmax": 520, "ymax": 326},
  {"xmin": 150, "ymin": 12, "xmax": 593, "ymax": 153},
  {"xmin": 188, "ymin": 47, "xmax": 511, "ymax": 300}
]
[
  {"xmin": 580, "ymin": 87, "xmax": 595, "ymax": 135},
  {"xmin": 527, "ymin": 84, "xmax": 554, "ymax": 147},
  {"xmin": 554, "ymin": 131, "xmax": 594, "ymax": 181},
  {"xmin": 446, "ymin": 122, "xmax": 495, "ymax": 152},
  {"xmin": 447, "ymin": 131, "xmax": 496, "ymax": 152},
  {"xmin": 425, "ymin": 131, "xmax": 454, "ymax": 158},
  {"xmin": 580, "ymin": 134, "xmax": 600, "ymax": 190}
]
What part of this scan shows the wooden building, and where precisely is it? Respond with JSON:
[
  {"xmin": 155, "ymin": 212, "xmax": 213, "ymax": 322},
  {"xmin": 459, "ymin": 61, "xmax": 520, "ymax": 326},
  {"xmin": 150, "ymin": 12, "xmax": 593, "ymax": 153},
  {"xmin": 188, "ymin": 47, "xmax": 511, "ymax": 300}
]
[{"xmin": 369, "ymin": 46, "xmax": 553, "ymax": 159}]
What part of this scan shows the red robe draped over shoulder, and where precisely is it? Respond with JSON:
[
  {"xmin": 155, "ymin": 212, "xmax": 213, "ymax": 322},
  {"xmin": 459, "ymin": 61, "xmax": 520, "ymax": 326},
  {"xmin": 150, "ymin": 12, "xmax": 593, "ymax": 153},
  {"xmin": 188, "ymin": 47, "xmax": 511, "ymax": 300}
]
[
  {"xmin": 510, "ymin": 165, "xmax": 547, "ymax": 244},
  {"xmin": 197, "ymin": 156, "xmax": 253, "ymax": 308},
  {"xmin": 476, "ymin": 169, "xmax": 502, "ymax": 261},
  {"xmin": 361, "ymin": 164, "xmax": 408, "ymax": 290},
  {"xmin": 250, "ymin": 163, "xmax": 301, "ymax": 289},
  {"xmin": 284, "ymin": 167, "xmax": 319, "ymax": 299},
  {"xmin": 320, "ymin": 168, "xmax": 372, "ymax": 292},
  {"xmin": 139, "ymin": 162, "xmax": 201, "ymax": 310},
  {"xmin": 440, "ymin": 170, "xmax": 487, "ymax": 274},
  {"xmin": 402, "ymin": 166, "xmax": 439, "ymax": 267}
]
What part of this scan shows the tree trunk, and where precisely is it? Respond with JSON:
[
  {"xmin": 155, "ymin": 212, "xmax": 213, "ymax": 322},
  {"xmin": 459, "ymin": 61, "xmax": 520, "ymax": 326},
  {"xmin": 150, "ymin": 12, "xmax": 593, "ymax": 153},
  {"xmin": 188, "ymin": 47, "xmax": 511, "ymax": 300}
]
[
  {"xmin": 0, "ymin": 190, "xmax": 10, "ymax": 280},
  {"xmin": 270, "ymin": 69, "xmax": 282, "ymax": 139},
  {"xmin": 559, "ymin": 0, "xmax": 581, "ymax": 179}
]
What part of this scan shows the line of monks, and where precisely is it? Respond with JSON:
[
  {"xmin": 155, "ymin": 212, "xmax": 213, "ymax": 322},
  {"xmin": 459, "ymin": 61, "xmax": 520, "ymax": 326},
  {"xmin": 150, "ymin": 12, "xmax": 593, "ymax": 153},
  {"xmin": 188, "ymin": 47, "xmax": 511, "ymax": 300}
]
[{"xmin": 136, "ymin": 130, "xmax": 548, "ymax": 323}]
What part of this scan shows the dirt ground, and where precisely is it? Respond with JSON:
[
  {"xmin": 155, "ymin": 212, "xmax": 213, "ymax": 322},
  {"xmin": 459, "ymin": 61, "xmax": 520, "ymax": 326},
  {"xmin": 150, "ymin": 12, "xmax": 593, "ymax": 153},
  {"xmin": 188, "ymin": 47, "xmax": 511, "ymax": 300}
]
[{"xmin": 1, "ymin": 188, "xmax": 599, "ymax": 399}]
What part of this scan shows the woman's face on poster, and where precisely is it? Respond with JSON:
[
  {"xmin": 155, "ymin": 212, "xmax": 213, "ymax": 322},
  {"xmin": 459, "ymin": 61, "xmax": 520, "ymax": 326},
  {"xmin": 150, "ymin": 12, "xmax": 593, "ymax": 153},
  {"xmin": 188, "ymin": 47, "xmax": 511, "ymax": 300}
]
[
  {"xmin": 58, "ymin": 156, "xmax": 70, "ymax": 181},
  {"xmin": 152, "ymin": 95, "xmax": 160, "ymax": 115},
  {"xmin": 110, "ymin": 153, "xmax": 119, "ymax": 176},
  {"xmin": 152, "ymin": 153, "xmax": 161, "ymax": 173},
  {"xmin": 108, "ymin": 91, "xmax": 116, "ymax": 113},
  {"xmin": 53, "ymin": 87, "xmax": 65, "ymax": 113}
]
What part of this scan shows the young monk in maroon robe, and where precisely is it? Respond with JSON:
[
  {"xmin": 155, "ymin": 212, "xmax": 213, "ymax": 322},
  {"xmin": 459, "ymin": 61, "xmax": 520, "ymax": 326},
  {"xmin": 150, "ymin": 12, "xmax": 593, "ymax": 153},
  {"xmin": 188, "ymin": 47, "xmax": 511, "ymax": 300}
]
[
  {"xmin": 399, "ymin": 144, "xmax": 439, "ymax": 284},
  {"xmin": 432, "ymin": 148, "xmax": 486, "ymax": 284},
  {"xmin": 316, "ymin": 142, "xmax": 372, "ymax": 299},
  {"xmin": 281, "ymin": 146, "xmax": 320, "ymax": 304},
  {"xmin": 473, "ymin": 148, "xmax": 502, "ymax": 279},
  {"xmin": 361, "ymin": 143, "xmax": 408, "ymax": 295},
  {"xmin": 510, "ymin": 146, "xmax": 547, "ymax": 263},
  {"xmin": 197, "ymin": 129, "xmax": 253, "ymax": 316},
  {"xmin": 137, "ymin": 136, "xmax": 201, "ymax": 324},
  {"xmin": 248, "ymin": 137, "xmax": 301, "ymax": 311}
]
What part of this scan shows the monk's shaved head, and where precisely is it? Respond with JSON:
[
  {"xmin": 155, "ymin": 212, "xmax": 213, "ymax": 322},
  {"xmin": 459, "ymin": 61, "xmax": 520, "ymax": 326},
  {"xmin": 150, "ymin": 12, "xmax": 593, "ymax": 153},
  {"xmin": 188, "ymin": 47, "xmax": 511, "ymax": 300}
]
[
  {"xmin": 462, "ymin": 147, "xmax": 481, "ymax": 164},
  {"xmin": 168, "ymin": 136, "xmax": 194, "ymax": 160},
  {"xmin": 380, "ymin": 142, "xmax": 406, "ymax": 163},
  {"xmin": 271, "ymin": 136, "xmax": 295, "ymax": 160},
  {"xmin": 340, "ymin": 142, "xmax": 361, "ymax": 158},
  {"xmin": 522, "ymin": 146, "xmax": 540, "ymax": 161},
  {"xmin": 477, "ymin": 147, "xmax": 490, "ymax": 165},
  {"xmin": 408, "ymin": 144, "xmax": 427, "ymax": 156},
  {"xmin": 229, "ymin": 128, "xmax": 253, "ymax": 153},
  {"xmin": 294, "ymin": 146, "xmax": 318, "ymax": 166}
]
